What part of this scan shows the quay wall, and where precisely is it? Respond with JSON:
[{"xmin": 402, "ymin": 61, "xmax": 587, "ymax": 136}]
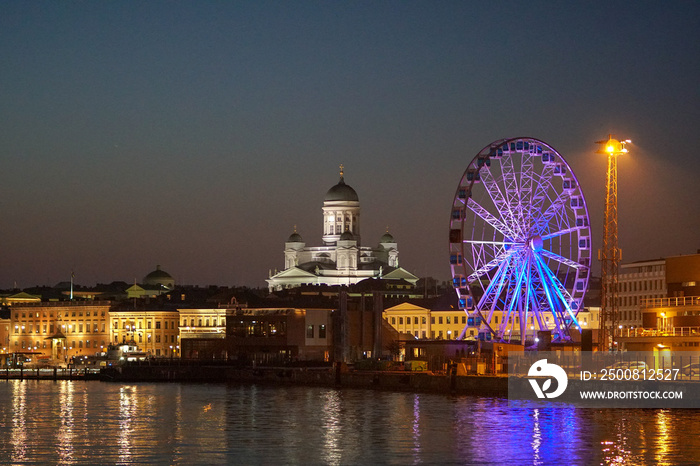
[{"xmin": 100, "ymin": 365, "xmax": 509, "ymax": 396}]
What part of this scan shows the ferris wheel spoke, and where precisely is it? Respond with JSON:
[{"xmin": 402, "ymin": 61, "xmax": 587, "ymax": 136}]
[
  {"xmin": 478, "ymin": 256, "xmax": 517, "ymax": 325},
  {"xmin": 541, "ymin": 226, "xmax": 584, "ymax": 241},
  {"xmin": 532, "ymin": 254, "xmax": 565, "ymax": 334},
  {"xmin": 498, "ymin": 154, "xmax": 527, "ymax": 239},
  {"xmin": 525, "ymin": 168, "xmax": 556, "ymax": 237},
  {"xmin": 533, "ymin": 189, "xmax": 569, "ymax": 232},
  {"xmin": 537, "ymin": 249, "xmax": 585, "ymax": 270},
  {"xmin": 463, "ymin": 240, "xmax": 517, "ymax": 246},
  {"xmin": 533, "ymin": 253, "xmax": 579, "ymax": 326},
  {"xmin": 478, "ymin": 168, "xmax": 521, "ymax": 237},
  {"xmin": 467, "ymin": 199, "xmax": 514, "ymax": 238},
  {"xmin": 467, "ymin": 247, "xmax": 516, "ymax": 282}
]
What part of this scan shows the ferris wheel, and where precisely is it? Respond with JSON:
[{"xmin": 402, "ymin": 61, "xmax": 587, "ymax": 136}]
[{"xmin": 449, "ymin": 138, "xmax": 591, "ymax": 343}]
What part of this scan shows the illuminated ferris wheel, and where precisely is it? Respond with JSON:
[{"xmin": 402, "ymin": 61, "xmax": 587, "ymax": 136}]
[{"xmin": 449, "ymin": 138, "xmax": 591, "ymax": 343}]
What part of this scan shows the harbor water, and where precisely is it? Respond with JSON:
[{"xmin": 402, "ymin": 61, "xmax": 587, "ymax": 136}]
[{"xmin": 1, "ymin": 379, "xmax": 699, "ymax": 464}]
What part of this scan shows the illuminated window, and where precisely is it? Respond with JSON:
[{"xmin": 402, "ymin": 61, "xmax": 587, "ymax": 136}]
[
  {"xmin": 319, "ymin": 325, "xmax": 326, "ymax": 338},
  {"xmin": 306, "ymin": 325, "xmax": 314, "ymax": 338}
]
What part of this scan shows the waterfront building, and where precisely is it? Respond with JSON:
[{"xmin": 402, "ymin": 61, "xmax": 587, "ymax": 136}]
[
  {"xmin": 266, "ymin": 167, "xmax": 419, "ymax": 291},
  {"xmin": 109, "ymin": 307, "xmax": 181, "ymax": 357},
  {"xmin": 383, "ymin": 303, "xmax": 431, "ymax": 339},
  {"xmin": 8, "ymin": 302, "xmax": 111, "ymax": 364},
  {"xmin": 225, "ymin": 307, "xmax": 334, "ymax": 363},
  {"xmin": 616, "ymin": 252, "xmax": 700, "ymax": 330},
  {"xmin": 619, "ymin": 295, "xmax": 700, "ymax": 351},
  {"xmin": 383, "ymin": 301, "xmax": 600, "ymax": 343},
  {"xmin": 618, "ymin": 259, "xmax": 667, "ymax": 329},
  {"xmin": 178, "ymin": 308, "xmax": 227, "ymax": 340}
]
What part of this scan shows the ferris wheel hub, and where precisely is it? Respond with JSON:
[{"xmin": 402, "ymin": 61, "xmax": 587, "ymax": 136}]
[{"xmin": 529, "ymin": 235, "xmax": 543, "ymax": 252}]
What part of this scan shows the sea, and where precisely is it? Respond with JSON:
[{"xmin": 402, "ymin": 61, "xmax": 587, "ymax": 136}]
[{"xmin": 1, "ymin": 379, "xmax": 699, "ymax": 465}]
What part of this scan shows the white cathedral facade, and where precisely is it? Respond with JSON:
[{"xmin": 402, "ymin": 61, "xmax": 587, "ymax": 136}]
[{"xmin": 266, "ymin": 167, "xmax": 419, "ymax": 291}]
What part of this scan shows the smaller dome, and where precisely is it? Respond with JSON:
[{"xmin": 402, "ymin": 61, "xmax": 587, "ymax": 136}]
[
  {"xmin": 380, "ymin": 232, "xmax": 395, "ymax": 243},
  {"xmin": 339, "ymin": 230, "xmax": 355, "ymax": 241},
  {"xmin": 144, "ymin": 265, "xmax": 173, "ymax": 281},
  {"xmin": 287, "ymin": 232, "xmax": 303, "ymax": 242},
  {"xmin": 143, "ymin": 265, "xmax": 175, "ymax": 289}
]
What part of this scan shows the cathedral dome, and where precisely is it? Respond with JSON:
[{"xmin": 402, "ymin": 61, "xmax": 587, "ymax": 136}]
[
  {"xmin": 325, "ymin": 176, "xmax": 359, "ymax": 202},
  {"xmin": 339, "ymin": 230, "xmax": 355, "ymax": 241},
  {"xmin": 143, "ymin": 265, "xmax": 175, "ymax": 289},
  {"xmin": 287, "ymin": 231, "xmax": 303, "ymax": 242},
  {"xmin": 380, "ymin": 232, "xmax": 395, "ymax": 243}
]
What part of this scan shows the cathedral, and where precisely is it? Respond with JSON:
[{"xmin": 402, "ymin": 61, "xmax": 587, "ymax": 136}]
[{"xmin": 266, "ymin": 167, "xmax": 419, "ymax": 291}]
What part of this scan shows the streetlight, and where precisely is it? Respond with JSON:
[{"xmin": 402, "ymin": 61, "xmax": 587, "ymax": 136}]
[{"xmin": 596, "ymin": 135, "xmax": 630, "ymax": 351}]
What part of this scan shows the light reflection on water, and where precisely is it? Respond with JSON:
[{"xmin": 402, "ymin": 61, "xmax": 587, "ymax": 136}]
[{"xmin": 0, "ymin": 380, "xmax": 699, "ymax": 464}]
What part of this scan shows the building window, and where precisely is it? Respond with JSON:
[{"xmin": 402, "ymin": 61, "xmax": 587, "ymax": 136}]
[
  {"xmin": 307, "ymin": 325, "xmax": 314, "ymax": 338},
  {"xmin": 156, "ymin": 322, "xmax": 161, "ymax": 329},
  {"xmin": 422, "ymin": 317, "xmax": 426, "ymax": 324},
  {"xmin": 399, "ymin": 317, "xmax": 403, "ymax": 325},
  {"xmin": 439, "ymin": 317, "xmax": 443, "ymax": 324},
  {"xmin": 391, "ymin": 317, "xmax": 396, "ymax": 325},
  {"xmin": 319, "ymin": 325, "xmax": 327, "ymax": 339},
  {"xmin": 414, "ymin": 317, "xmax": 419, "ymax": 325}
]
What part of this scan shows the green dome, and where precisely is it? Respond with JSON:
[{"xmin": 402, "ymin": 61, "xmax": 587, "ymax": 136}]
[
  {"xmin": 325, "ymin": 177, "xmax": 359, "ymax": 202},
  {"xmin": 288, "ymin": 232, "xmax": 303, "ymax": 242},
  {"xmin": 380, "ymin": 232, "xmax": 395, "ymax": 243}
]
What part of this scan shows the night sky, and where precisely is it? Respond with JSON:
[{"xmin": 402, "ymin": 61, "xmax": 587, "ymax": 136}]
[{"xmin": 1, "ymin": 1, "xmax": 699, "ymax": 289}]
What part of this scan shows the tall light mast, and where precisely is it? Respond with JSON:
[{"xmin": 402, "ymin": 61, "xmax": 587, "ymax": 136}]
[{"xmin": 596, "ymin": 135, "xmax": 629, "ymax": 350}]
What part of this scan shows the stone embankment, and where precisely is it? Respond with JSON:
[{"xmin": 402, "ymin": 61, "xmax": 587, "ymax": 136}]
[{"xmin": 99, "ymin": 364, "xmax": 509, "ymax": 396}]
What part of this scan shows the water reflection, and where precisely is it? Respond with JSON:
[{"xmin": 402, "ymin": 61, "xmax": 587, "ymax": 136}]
[
  {"xmin": 531, "ymin": 408, "xmax": 542, "ymax": 465},
  {"xmin": 11, "ymin": 381, "xmax": 27, "ymax": 463},
  {"xmin": 1, "ymin": 382, "xmax": 700, "ymax": 463},
  {"xmin": 321, "ymin": 390, "xmax": 342, "ymax": 465},
  {"xmin": 57, "ymin": 381, "xmax": 75, "ymax": 463},
  {"xmin": 412, "ymin": 394, "xmax": 421, "ymax": 464},
  {"xmin": 118, "ymin": 385, "xmax": 138, "ymax": 463},
  {"xmin": 654, "ymin": 410, "xmax": 671, "ymax": 465}
]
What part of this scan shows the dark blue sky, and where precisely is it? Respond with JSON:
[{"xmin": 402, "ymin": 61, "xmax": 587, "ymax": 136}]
[{"xmin": 1, "ymin": 1, "xmax": 699, "ymax": 288}]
